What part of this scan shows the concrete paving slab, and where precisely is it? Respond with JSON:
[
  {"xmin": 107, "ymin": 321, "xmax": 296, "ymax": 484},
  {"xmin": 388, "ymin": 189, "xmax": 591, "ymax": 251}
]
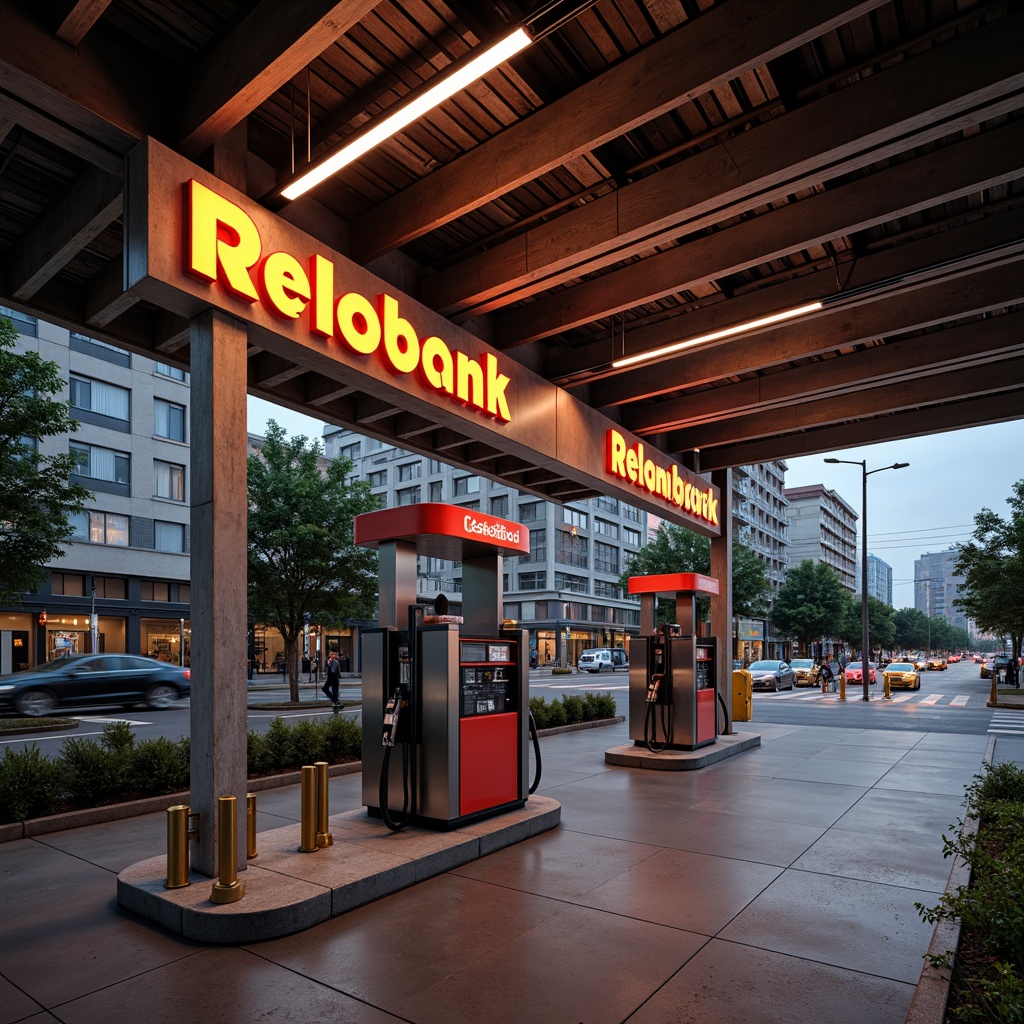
[{"xmin": 604, "ymin": 730, "xmax": 760, "ymax": 769}]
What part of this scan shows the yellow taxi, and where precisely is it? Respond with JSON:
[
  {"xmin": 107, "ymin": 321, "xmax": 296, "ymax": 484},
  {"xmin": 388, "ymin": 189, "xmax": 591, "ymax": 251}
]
[
  {"xmin": 913, "ymin": 656, "xmax": 928, "ymax": 671},
  {"xmin": 927, "ymin": 656, "xmax": 947, "ymax": 671},
  {"xmin": 883, "ymin": 661, "xmax": 921, "ymax": 691}
]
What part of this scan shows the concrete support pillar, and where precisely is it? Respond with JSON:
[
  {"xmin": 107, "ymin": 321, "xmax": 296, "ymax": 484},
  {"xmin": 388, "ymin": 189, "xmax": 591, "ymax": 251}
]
[
  {"xmin": 710, "ymin": 468, "xmax": 733, "ymax": 735},
  {"xmin": 189, "ymin": 309, "xmax": 249, "ymax": 877},
  {"xmin": 377, "ymin": 541, "xmax": 418, "ymax": 628},
  {"xmin": 461, "ymin": 555, "xmax": 502, "ymax": 635}
]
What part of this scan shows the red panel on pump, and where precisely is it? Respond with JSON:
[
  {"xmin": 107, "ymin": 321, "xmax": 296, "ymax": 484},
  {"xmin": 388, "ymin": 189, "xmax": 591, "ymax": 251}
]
[
  {"xmin": 697, "ymin": 688, "xmax": 716, "ymax": 743},
  {"xmin": 460, "ymin": 712, "xmax": 518, "ymax": 815}
]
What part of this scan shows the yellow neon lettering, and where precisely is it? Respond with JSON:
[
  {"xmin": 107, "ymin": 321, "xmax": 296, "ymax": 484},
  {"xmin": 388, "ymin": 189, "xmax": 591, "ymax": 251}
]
[
  {"xmin": 336, "ymin": 292, "xmax": 381, "ymax": 355},
  {"xmin": 455, "ymin": 351, "xmax": 484, "ymax": 409},
  {"xmin": 186, "ymin": 179, "xmax": 260, "ymax": 302},
  {"xmin": 380, "ymin": 294, "xmax": 421, "ymax": 376},
  {"xmin": 257, "ymin": 251, "xmax": 309, "ymax": 320},
  {"xmin": 309, "ymin": 254, "xmax": 334, "ymax": 338}
]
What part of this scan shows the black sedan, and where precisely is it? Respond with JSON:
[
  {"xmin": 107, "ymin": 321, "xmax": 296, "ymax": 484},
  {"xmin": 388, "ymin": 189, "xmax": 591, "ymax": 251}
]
[
  {"xmin": 747, "ymin": 660, "xmax": 796, "ymax": 692},
  {"xmin": 0, "ymin": 654, "xmax": 190, "ymax": 717}
]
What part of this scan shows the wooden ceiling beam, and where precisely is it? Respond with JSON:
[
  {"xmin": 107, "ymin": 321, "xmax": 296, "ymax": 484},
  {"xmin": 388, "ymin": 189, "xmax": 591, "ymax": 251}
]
[
  {"xmin": 495, "ymin": 117, "xmax": 1024, "ymax": 347},
  {"xmin": 250, "ymin": 352, "xmax": 306, "ymax": 388},
  {"xmin": 696, "ymin": 390, "xmax": 1024, "ymax": 470},
  {"xmin": 7, "ymin": 166, "xmax": 122, "ymax": 300},
  {"xmin": 55, "ymin": 0, "xmax": 113, "ymax": 47},
  {"xmin": 423, "ymin": 12, "xmax": 1024, "ymax": 317},
  {"xmin": 349, "ymin": 0, "xmax": 889, "ymax": 262},
  {"xmin": 546, "ymin": 207, "xmax": 1024, "ymax": 383},
  {"xmin": 305, "ymin": 376, "xmax": 356, "ymax": 406},
  {"xmin": 589, "ymin": 258, "xmax": 1024, "ymax": 408},
  {"xmin": 627, "ymin": 311, "xmax": 1024, "ymax": 434},
  {"xmin": 178, "ymin": 0, "xmax": 384, "ymax": 158},
  {"xmin": 668, "ymin": 357, "xmax": 1024, "ymax": 451},
  {"xmin": 84, "ymin": 256, "xmax": 139, "ymax": 328}
]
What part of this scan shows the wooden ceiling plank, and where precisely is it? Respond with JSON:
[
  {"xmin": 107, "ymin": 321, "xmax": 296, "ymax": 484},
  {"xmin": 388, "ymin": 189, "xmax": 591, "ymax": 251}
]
[
  {"xmin": 626, "ymin": 311, "xmax": 1024, "ymax": 434},
  {"xmin": 305, "ymin": 376, "xmax": 357, "ymax": 406},
  {"xmin": 424, "ymin": 12, "xmax": 1024, "ymax": 316},
  {"xmin": 55, "ymin": 0, "xmax": 113, "ymax": 47},
  {"xmin": 84, "ymin": 255, "xmax": 139, "ymax": 327},
  {"xmin": 696, "ymin": 390, "xmax": 1024, "ymax": 470},
  {"xmin": 547, "ymin": 205, "xmax": 1024, "ymax": 382},
  {"xmin": 250, "ymin": 351, "xmax": 306, "ymax": 388},
  {"xmin": 669, "ymin": 356, "xmax": 1024, "ymax": 450},
  {"xmin": 349, "ymin": 0, "xmax": 890, "ymax": 261},
  {"xmin": 496, "ymin": 116, "xmax": 1024, "ymax": 346},
  {"xmin": 7, "ymin": 165, "xmax": 122, "ymax": 300},
  {"xmin": 590, "ymin": 258, "xmax": 1024, "ymax": 408},
  {"xmin": 177, "ymin": 0, "xmax": 386, "ymax": 157}
]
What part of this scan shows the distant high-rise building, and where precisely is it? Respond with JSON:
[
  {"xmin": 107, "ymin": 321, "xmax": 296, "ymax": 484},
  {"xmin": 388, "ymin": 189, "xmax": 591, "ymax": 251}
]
[
  {"xmin": 915, "ymin": 550, "xmax": 968, "ymax": 632},
  {"xmin": 859, "ymin": 553, "xmax": 893, "ymax": 606},
  {"xmin": 784, "ymin": 484, "xmax": 858, "ymax": 592}
]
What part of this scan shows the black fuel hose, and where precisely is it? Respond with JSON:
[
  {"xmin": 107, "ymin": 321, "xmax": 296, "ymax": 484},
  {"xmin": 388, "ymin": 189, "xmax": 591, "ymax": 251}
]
[
  {"xmin": 379, "ymin": 740, "xmax": 411, "ymax": 832},
  {"xmin": 528, "ymin": 710, "xmax": 542, "ymax": 794},
  {"xmin": 644, "ymin": 700, "xmax": 672, "ymax": 753}
]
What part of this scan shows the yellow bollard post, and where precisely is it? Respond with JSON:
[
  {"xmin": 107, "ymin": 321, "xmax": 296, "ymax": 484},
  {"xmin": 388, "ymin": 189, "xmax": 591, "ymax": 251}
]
[
  {"xmin": 839, "ymin": 671, "xmax": 846, "ymax": 702},
  {"xmin": 299, "ymin": 765, "xmax": 318, "ymax": 852},
  {"xmin": 883, "ymin": 674, "xmax": 892, "ymax": 700},
  {"xmin": 209, "ymin": 796, "xmax": 244, "ymax": 904},
  {"xmin": 989, "ymin": 675, "xmax": 998, "ymax": 705},
  {"xmin": 165, "ymin": 804, "xmax": 197, "ymax": 889},
  {"xmin": 315, "ymin": 761, "xmax": 334, "ymax": 848},
  {"xmin": 246, "ymin": 793, "xmax": 257, "ymax": 859}
]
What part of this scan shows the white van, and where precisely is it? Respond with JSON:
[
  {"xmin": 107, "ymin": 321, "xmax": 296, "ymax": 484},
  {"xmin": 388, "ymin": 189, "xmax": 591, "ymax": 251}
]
[{"xmin": 577, "ymin": 648, "xmax": 629, "ymax": 673}]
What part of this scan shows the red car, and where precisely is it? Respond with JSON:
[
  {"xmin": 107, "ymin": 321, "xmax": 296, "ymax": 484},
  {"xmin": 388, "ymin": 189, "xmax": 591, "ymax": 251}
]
[{"xmin": 844, "ymin": 661, "xmax": 877, "ymax": 685}]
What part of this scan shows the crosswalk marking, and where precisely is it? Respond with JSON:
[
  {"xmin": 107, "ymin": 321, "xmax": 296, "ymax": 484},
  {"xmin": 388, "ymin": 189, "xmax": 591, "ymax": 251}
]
[
  {"xmin": 989, "ymin": 711, "xmax": 1024, "ymax": 736},
  {"xmin": 919, "ymin": 693, "xmax": 943, "ymax": 705},
  {"xmin": 949, "ymin": 695, "xmax": 970, "ymax": 707},
  {"xmin": 888, "ymin": 693, "xmax": 915, "ymax": 703},
  {"xmin": 749, "ymin": 691, "xmax": 978, "ymax": 708}
]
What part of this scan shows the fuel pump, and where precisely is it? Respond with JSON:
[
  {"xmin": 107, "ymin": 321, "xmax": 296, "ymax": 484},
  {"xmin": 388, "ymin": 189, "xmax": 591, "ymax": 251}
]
[{"xmin": 643, "ymin": 624, "xmax": 681, "ymax": 752}]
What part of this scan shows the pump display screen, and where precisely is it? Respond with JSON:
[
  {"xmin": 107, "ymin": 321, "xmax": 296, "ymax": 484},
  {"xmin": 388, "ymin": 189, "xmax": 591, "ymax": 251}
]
[{"xmin": 460, "ymin": 666, "xmax": 510, "ymax": 716}]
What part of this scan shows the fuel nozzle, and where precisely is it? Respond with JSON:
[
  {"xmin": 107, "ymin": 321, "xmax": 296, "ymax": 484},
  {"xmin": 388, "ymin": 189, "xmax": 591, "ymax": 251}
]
[
  {"xmin": 646, "ymin": 673, "xmax": 662, "ymax": 703},
  {"xmin": 382, "ymin": 684, "xmax": 409, "ymax": 746}
]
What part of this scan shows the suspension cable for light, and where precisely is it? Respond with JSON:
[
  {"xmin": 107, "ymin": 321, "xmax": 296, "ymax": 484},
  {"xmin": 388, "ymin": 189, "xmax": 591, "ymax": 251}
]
[
  {"xmin": 280, "ymin": 0, "xmax": 600, "ymax": 201},
  {"xmin": 610, "ymin": 302, "xmax": 824, "ymax": 369}
]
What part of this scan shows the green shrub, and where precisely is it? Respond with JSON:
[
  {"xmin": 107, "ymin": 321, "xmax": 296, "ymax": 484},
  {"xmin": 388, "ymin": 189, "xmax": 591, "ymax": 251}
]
[
  {"xmin": 60, "ymin": 737, "xmax": 125, "ymax": 806},
  {"xmin": 290, "ymin": 719, "xmax": 327, "ymax": 765},
  {"xmin": 247, "ymin": 729, "xmax": 269, "ymax": 775},
  {"xmin": 129, "ymin": 737, "xmax": 190, "ymax": 797},
  {"xmin": 561, "ymin": 694, "xmax": 585, "ymax": 724},
  {"xmin": 0, "ymin": 746, "xmax": 64, "ymax": 823},
  {"xmin": 324, "ymin": 714, "xmax": 361, "ymax": 760},
  {"xmin": 529, "ymin": 696, "xmax": 551, "ymax": 729},
  {"xmin": 100, "ymin": 720, "xmax": 135, "ymax": 757},
  {"xmin": 262, "ymin": 717, "xmax": 293, "ymax": 772}
]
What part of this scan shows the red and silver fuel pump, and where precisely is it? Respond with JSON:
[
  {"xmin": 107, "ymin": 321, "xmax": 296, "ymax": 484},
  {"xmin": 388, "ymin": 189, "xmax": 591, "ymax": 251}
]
[
  {"xmin": 626, "ymin": 573, "xmax": 720, "ymax": 752},
  {"xmin": 355, "ymin": 504, "xmax": 538, "ymax": 830}
]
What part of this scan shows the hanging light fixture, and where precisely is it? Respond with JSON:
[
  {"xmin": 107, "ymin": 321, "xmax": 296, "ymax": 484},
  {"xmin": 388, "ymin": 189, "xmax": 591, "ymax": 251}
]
[{"xmin": 279, "ymin": 0, "xmax": 600, "ymax": 201}]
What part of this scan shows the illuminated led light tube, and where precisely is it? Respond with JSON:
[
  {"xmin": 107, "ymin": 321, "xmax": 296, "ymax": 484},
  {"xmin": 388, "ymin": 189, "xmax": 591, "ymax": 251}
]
[
  {"xmin": 281, "ymin": 28, "xmax": 531, "ymax": 200},
  {"xmin": 610, "ymin": 301, "xmax": 824, "ymax": 369}
]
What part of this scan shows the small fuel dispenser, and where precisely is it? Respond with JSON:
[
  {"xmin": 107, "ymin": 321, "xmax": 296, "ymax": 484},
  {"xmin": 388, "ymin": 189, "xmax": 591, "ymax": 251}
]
[
  {"xmin": 355, "ymin": 504, "xmax": 533, "ymax": 830},
  {"xmin": 627, "ymin": 573, "xmax": 720, "ymax": 751}
]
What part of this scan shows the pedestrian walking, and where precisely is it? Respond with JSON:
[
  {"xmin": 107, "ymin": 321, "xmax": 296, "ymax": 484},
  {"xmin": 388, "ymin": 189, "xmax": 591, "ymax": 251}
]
[{"xmin": 323, "ymin": 651, "xmax": 342, "ymax": 703}]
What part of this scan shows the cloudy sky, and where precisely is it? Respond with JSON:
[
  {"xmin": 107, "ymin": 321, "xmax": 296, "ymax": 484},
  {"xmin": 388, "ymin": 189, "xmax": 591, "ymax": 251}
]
[{"xmin": 248, "ymin": 398, "xmax": 1024, "ymax": 614}]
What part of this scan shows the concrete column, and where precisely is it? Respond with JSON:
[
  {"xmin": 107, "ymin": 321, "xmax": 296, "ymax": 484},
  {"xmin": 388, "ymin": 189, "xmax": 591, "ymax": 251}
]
[
  {"xmin": 461, "ymin": 555, "xmax": 502, "ymax": 635},
  {"xmin": 377, "ymin": 541, "xmax": 418, "ymax": 628},
  {"xmin": 189, "ymin": 309, "xmax": 249, "ymax": 877},
  {"xmin": 710, "ymin": 468, "xmax": 733, "ymax": 734}
]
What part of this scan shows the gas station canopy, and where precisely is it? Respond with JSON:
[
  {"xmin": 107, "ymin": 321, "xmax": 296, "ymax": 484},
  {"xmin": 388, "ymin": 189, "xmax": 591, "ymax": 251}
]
[{"xmin": 0, "ymin": 0, "xmax": 1021, "ymax": 500}]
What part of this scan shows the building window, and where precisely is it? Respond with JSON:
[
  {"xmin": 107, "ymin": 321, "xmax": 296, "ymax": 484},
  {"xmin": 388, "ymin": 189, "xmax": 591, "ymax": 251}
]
[
  {"xmin": 556, "ymin": 529, "xmax": 588, "ymax": 568},
  {"xmin": 154, "ymin": 521, "xmax": 186, "ymax": 553},
  {"xmin": 594, "ymin": 518, "xmax": 619, "ymax": 540},
  {"xmin": 519, "ymin": 502, "xmax": 541, "ymax": 522},
  {"xmin": 594, "ymin": 495, "xmax": 619, "ymax": 513},
  {"xmin": 155, "ymin": 363, "xmax": 187, "ymax": 381},
  {"xmin": 428, "ymin": 459, "xmax": 443, "ymax": 473},
  {"xmin": 69, "ymin": 375, "xmax": 130, "ymax": 421},
  {"xmin": 338, "ymin": 442, "xmax": 360, "ymax": 462},
  {"xmin": 453, "ymin": 475, "xmax": 480, "ymax": 496},
  {"xmin": 1, "ymin": 305, "xmax": 37, "ymax": 336},
  {"xmin": 397, "ymin": 462, "xmax": 421, "ymax": 482},
  {"xmin": 594, "ymin": 541, "xmax": 620, "ymax": 574},
  {"xmin": 622, "ymin": 504, "xmax": 641, "ymax": 523},
  {"xmin": 555, "ymin": 572, "xmax": 588, "ymax": 593},
  {"xmin": 70, "ymin": 442, "xmax": 130, "ymax": 485},
  {"xmin": 594, "ymin": 579, "xmax": 622, "ymax": 599},
  {"xmin": 518, "ymin": 571, "xmax": 547, "ymax": 591},
  {"xmin": 429, "ymin": 480, "xmax": 443, "ymax": 502},
  {"xmin": 94, "ymin": 576, "xmax": 128, "ymax": 599},
  {"xmin": 527, "ymin": 528, "xmax": 546, "ymax": 562},
  {"xmin": 623, "ymin": 527, "xmax": 642, "ymax": 547},
  {"xmin": 154, "ymin": 398, "xmax": 186, "ymax": 442},
  {"xmin": 490, "ymin": 495, "xmax": 509, "ymax": 518},
  {"xmin": 396, "ymin": 486, "xmax": 420, "ymax": 506},
  {"xmin": 368, "ymin": 470, "xmax": 387, "ymax": 487},
  {"xmin": 70, "ymin": 510, "xmax": 129, "ymax": 546},
  {"xmin": 51, "ymin": 572, "xmax": 85, "ymax": 596},
  {"xmin": 155, "ymin": 460, "xmax": 185, "ymax": 501},
  {"xmin": 562, "ymin": 507, "xmax": 588, "ymax": 530},
  {"xmin": 458, "ymin": 500, "xmax": 480, "ymax": 511},
  {"xmin": 141, "ymin": 580, "xmax": 190, "ymax": 602}
]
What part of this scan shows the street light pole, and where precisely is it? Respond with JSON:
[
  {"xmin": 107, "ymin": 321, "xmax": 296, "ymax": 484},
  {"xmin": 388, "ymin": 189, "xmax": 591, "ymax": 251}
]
[{"xmin": 825, "ymin": 458, "xmax": 910, "ymax": 701}]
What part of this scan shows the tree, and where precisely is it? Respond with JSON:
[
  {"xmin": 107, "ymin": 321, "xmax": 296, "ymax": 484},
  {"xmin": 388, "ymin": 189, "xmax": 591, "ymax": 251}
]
[
  {"xmin": 772, "ymin": 559, "xmax": 849, "ymax": 655},
  {"xmin": 839, "ymin": 595, "xmax": 896, "ymax": 659},
  {"xmin": 954, "ymin": 480, "xmax": 1024, "ymax": 678},
  {"xmin": 247, "ymin": 421, "xmax": 381, "ymax": 700},
  {"xmin": 619, "ymin": 522, "xmax": 771, "ymax": 624},
  {"xmin": 893, "ymin": 607, "xmax": 930, "ymax": 652},
  {"xmin": 0, "ymin": 316, "xmax": 90, "ymax": 604}
]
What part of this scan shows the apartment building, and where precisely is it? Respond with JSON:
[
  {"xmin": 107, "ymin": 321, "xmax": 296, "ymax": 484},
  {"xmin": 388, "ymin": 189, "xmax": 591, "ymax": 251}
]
[
  {"xmin": 1, "ymin": 309, "xmax": 191, "ymax": 671},
  {"xmin": 914, "ymin": 549, "xmax": 968, "ymax": 633},
  {"xmin": 783, "ymin": 484, "xmax": 858, "ymax": 592},
  {"xmin": 323, "ymin": 428, "xmax": 644, "ymax": 667},
  {"xmin": 862, "ymin": 553, "xmax": 893, "ymax": 606}
]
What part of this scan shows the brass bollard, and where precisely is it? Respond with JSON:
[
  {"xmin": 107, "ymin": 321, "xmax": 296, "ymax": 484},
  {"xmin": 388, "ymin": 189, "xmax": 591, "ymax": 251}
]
[
  {"xmin": 315, "ymin": 761, "xmax": 334, "ymax": 848},
  {"xmin": 210, "ymin": 796, "xmax": 245, "ymax": 904},
  {"xmin": 839, "ymin": 672, "xmax": 846, "ymax": 702},
  {"xmin": 883, "ymin": 675, "xmax": 892, "ymax": 700},
  {"xmin": 165, "ymin": 804, "xmax": 200, "ymax": 889},
  {"xmin": 246, "ymin": 793, "xmax": 257, "ymax": 859},
  {"xmin": 299, "ymin": 765, "xmax": 318, "ymax": 852}
]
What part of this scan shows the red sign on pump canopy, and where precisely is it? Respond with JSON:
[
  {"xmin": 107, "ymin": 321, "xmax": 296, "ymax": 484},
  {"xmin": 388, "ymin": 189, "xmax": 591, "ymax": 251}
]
[{"xmin": 627, "ymin": 573, "xmax": 720, "ymax": 596}]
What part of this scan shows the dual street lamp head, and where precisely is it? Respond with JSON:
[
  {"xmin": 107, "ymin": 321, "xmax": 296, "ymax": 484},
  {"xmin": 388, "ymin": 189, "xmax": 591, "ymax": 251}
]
[{"xmin": 823, "ymin": 458, "xmax": 910, "ymax": 473}]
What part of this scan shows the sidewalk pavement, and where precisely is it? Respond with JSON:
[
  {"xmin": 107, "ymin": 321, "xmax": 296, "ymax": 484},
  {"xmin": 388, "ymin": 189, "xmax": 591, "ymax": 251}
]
[{"xmin": 0, "ymin": 717, "xmax": 1007, "ymax": 1024}]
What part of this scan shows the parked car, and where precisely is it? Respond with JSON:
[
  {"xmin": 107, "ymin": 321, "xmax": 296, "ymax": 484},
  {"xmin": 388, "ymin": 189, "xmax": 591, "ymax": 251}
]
[
  {"xmin": 0, "ymin": 654, "xmax": 191, "ymax": 717},
  {"xmin": 913, "ymin": 656, "xmax": 929, "ymax": 671},
  {"xmin": 882, "ymin": 661, "xmax": 921, "ymax": 691},
  {"xmin": 981, "ymin": 654, "xmax": 1010, "ymax": 680},
  {"xmin": 927, "ymin": 656, "xmax": 947, "ymax": 671},
  {"xmin": 790, "ymin": 658, "xmax": 816, "ymax": 686},
  {"xmin": 577, "ymin": 648, "xmax": 628, "ymax": 673},
  {"xmin": 844, "ymin": 661, "xmax": 877, "ymax": 685},
  {"xmin": 747, "ymin": 659, "xmax": 795, "ymax": 692}
]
